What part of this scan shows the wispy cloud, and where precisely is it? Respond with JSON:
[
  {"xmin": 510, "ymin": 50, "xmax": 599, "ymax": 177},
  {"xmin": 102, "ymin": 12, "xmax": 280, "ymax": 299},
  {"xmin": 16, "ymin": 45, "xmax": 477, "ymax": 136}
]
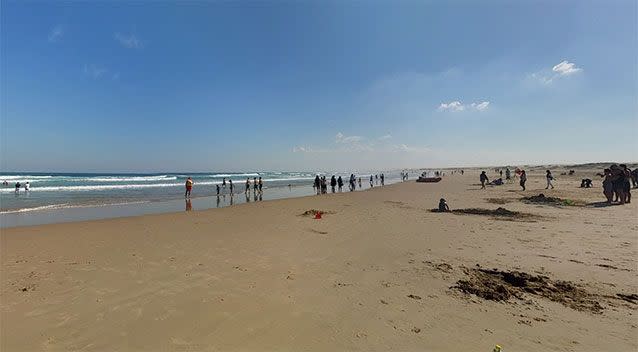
[
  {"xmin": 293, "ymin": 133, "xmax": 429, "ymax": 154},
  {"xmin": 552, "ymin": 60, "xmax": 582, "ymax": 76},
  {"xmin": 438, "ymin": 101, "xmax": 490, "ymax": 112},
  {"xmin": 530, "ymin": 60, "xmax": 582, "ymax": 84},
  {"xmin": 48, "ymin": 25, "xmax": 64, "ymax": 42},
  {"xmin": 335, "ymin": 132, "xmax": 363, "ymax": 144},
  {"xmin": 394, "ymin": 144, "xmax": 431, "ymax": 153},
  {"xmin": 84, "ymin": 64, "xmax": 108, "ymax": 79},
  {"xmin": 115, "ymin": 32, "xmax": 142, "ymax": 49}
]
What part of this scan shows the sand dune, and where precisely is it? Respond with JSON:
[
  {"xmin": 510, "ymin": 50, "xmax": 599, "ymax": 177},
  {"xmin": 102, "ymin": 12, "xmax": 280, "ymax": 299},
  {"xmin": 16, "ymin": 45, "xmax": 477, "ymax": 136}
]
[{"xmin": 1, "ymin": 168, "xmax": 636, "ymax": 351}]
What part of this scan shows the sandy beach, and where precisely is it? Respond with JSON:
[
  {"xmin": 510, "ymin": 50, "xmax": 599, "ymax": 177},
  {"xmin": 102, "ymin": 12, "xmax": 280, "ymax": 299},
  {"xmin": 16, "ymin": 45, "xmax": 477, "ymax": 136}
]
[{"xmin": 1, "ymin": 167, "xmax": 636, "ymax": 351}]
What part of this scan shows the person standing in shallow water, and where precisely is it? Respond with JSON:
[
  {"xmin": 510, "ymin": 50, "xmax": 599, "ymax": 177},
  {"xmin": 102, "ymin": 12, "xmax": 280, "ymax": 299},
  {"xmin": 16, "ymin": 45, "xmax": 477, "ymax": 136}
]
[
  {"xmin": 229, "ymin": 180, "xmax": 234, "ymax": 195},
  {"xmin": 222, "ymin": 178, "xmax": 226, "ymax": 189},
  {"xmin": 380, "ymin": 173, "xmax": 385, "ymax": 186},
  {"xmin": 480, "ymin": 171, "xmax": 489, "ymax": 189},
  {"xmin": 245, "ymin": 178, "xmax": 250, "ymax": 194},
  {"xmin": 258, "ymin": 177, "xmax": 263, "ymax": 194},
  {"xmin": 369, "ymin": 175, "xmax": 374, "ymax": 187},
  {"xmin": 314, "ymin": 175, "xmax": 321, "ymax": 195},
  {"xmin": 253, "ymin": 177, "xmax": 258, "ymax": 194},
  {"xmin": 185, "ymin": 177, "xmax": 193, "ymax": 198},
  {"xmin": 330, "ymin": 175, "xmax": 337, "ymax": 193},
  {"xmin": 337, "ymin": 176, "xmax": 343, "ymax": 192},
  {"xmin": 519, "ymin": 170, "xmax": 527, "ymax": 191}
]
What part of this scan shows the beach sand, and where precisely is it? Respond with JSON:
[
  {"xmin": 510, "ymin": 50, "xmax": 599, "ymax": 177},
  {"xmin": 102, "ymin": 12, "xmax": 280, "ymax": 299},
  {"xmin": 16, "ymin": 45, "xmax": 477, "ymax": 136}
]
[{"xmin": 1, "ymin": 167, "xmax": 636, "ymax": 351}]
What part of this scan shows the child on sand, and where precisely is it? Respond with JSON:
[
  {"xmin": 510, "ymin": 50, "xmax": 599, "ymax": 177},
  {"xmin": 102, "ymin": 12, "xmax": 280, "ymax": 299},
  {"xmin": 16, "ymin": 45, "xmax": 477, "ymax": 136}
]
[{"xmin": 438, "ymin": 198, "xmax": 450, "ymax": 212}]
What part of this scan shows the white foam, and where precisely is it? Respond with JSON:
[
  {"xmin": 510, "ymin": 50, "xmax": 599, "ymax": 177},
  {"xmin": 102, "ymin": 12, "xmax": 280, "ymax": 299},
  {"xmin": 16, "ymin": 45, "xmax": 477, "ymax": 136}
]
[
  {"xmin": 0, "ymin": 177, "xmax": 315, "ymax": 193},
  {"xmin": 1, "ymin": 200, "xmax": 150, "ymax": 214}
]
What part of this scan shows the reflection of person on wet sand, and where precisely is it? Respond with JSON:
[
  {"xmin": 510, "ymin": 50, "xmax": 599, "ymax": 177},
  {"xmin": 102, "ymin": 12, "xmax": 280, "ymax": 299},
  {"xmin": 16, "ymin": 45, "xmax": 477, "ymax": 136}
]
[
  {"xmin": 216, "ymin": 196, "xmax": 221, "ymax": 208},
  {"xmin": 185, "ymin": 198, "xmax": 192, "ymax": 211}
]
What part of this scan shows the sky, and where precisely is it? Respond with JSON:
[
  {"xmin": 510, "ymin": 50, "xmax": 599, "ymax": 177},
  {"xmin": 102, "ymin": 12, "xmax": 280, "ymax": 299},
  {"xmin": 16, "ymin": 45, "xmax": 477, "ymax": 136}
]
[{"xmin": 1, "ymin": 0, "xmax": 637, "ymax": 172}]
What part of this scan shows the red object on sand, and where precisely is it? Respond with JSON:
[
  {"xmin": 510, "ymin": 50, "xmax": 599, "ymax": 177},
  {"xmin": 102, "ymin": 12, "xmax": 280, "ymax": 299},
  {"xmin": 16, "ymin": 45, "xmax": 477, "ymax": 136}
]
[{"xmin": 314, "ymin": 212, "xmax": 322, "ymax": 219}]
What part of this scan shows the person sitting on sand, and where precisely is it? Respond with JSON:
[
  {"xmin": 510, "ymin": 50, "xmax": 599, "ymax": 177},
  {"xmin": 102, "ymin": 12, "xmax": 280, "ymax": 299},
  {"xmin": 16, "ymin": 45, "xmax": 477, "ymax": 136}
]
[
  {"xmin": 185, "ymin": 177, "xmax": 193, "ymax": 198},
  {"xmin": 580, "ymin": 178, "xmax": 593, "ymax": 188},
  {"xmin": 489, "ymin": 178, "xmax": 504, "ymax": 186},
  {"xmin": 480, "ymin": 171, "xmax": 489, "ymax": 189},
  {"xmin": 519, "ymin": 170, "xmax": 527, "ymax": 191},
  {"xmin": 438, "ymin": 198, "xmax": 450, "ymax": 212}
]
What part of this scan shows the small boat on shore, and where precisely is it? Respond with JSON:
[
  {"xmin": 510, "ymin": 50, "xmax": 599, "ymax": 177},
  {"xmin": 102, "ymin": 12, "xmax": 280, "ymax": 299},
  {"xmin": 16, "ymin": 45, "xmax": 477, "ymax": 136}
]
[{"xmin": 416, "ymin": 177, "xmax": 442, "ymax": 183}]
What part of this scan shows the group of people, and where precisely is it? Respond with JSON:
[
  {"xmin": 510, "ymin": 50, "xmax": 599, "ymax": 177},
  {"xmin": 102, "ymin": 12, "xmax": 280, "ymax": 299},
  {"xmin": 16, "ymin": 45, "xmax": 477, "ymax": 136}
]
[
  {"xmin": 601, "ymin": 164, "xmax": 633, "ymax": 205},
  {"xmin": 400, "ymin": 171, "xmax": 409, "ymax": 181},
  {"xmin": 480, "ymin": 168, "xmax": 531, "ymax": 191},
  {"xmin": 313, "ymin": 173, "xmax": 385, "ymax": 195},
  {"xmin": 184, "ymin": 176, "xmax": 264, "ymax": 199},
  {"xmin": 7, "ymin": 181, "xmax": 30, "ymax": 193}
]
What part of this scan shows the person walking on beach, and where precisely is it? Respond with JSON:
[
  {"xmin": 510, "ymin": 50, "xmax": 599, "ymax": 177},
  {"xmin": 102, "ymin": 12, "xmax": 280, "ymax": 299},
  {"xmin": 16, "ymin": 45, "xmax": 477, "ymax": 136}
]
[
  {"xmin": 330, "ymin": 175, "xmax": 337, "ymax": 193},
  {"xmin": 519, "ymin": 170, "xmax": 527, "ymax": 191},
  {"xmin": 545, "ymin": 170, "xmax": 555, "ymax": 189},
  {"xmin": 505, "ymin": 168, "xmax": 511, "ymax": 181},
  {"xmin": 380, "ymin": 173, "xmax": 385, "ymax": 186},
  {"xmin": 480, "ymin": 171, "xmax": 489, "ymax": 189},
  {"xmin": 369, "ymin": 175, "xmax": 374, "ymax": 187},
  {"xmin": 245, "ymin": 178, "xmax": 250, "ymax": 194},
  {"xmin": 358, "ymin": 177, "xmax": 362, "ymax": 189},
  {"xmin": 253, "ymin": 177, "xmax": 258, "ymax": 194},
  {"xmin": 314, "ymin": 175, "xmax": 321, "ymax": 195},
  {"xmin": 337, "ymin": 176, "xmax": 343, "ymax": 192},
  {"xmin": 222, "ymin": 178, "xmax": 227, "ymax": 189},
  {"xmin": 229, "ymin": 179, "xmax": 234, "ymax": 195},
  {"xmin": 216, "ymin": 184, "xmax": 220, "ymax": 197},
  {"xmin": 258, "ymin": 177, "xmax": 263, "ymax": 194},
  {"xmin": 185, "ymin": 177, "xmax": 193, "ymax": 198}
]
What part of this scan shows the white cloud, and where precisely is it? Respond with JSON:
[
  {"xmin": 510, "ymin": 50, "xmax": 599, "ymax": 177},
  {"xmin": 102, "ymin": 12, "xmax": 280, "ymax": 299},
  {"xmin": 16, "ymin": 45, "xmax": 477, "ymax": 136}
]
[
  {"xmin": 438, "ymin": 101, "xmax": 490, "ymax": 112},
  {"xmin": 471, "ymin": 101, "xmax": 490, "ymax": 111},
  {"xmin": 292, "ymin": 146, "xmax": 307, "ymax": 153},
  {"xmin": 84, "ymin": 64, "xmax": 107, "ymax": 79},
  {"xmin": 531, "ymin": 60, "xmax": 582, "ymax": 84},
  {"xmin": 552, "ymin": 60, "xmax": 582, "ymax": 76},
  {"xmin": 48, "ymin": 25, "xmax": 63, "ymax": 42},
  {"xmin": 115, "ymin": 33, "xmax": 142, "ymax": 49},
  {"xmin": 394, "ymin": 144, "xmax": 431, "ymax": 153},
  {"xmin": 378, "ymin": 134, "xmax": 392, "ymax": 140},
  {"xmin": 438, "ymin": 101, "xmax": 465, "ymax": 112},
  {"xmin": 335, "ymin": 132, "xmax": 363, "ymax": 144}
]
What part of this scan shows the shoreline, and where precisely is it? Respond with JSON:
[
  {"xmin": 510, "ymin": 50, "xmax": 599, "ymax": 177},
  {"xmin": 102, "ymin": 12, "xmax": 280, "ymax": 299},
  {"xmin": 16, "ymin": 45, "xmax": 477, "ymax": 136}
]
[
  {"xmin": 2, "ymin": 170, "xmax": 636, "ymax": 351},
  {"xmin": 0, "ymin": 177, "xmax": 403, "ymax": 228}
]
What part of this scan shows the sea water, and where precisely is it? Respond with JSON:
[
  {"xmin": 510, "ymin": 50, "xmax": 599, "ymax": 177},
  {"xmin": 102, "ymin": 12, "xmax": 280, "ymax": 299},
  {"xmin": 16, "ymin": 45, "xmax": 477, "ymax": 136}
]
[{"xmin": 0, "ymin": 171, "xmax": 409, "ymax": 227}]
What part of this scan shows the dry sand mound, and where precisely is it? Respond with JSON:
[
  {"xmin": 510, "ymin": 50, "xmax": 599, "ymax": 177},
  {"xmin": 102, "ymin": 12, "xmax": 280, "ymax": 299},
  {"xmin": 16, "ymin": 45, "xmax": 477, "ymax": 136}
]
[
  {"xmin": 450, "ymin": 207, "xmax": 540, "ymax": 221},
  {"xmin": 522, "ymin": 193, "xmax": 581, "ymax": 206},
  {"xmin": 454, "ymin": 267, "xmax": 604, "ymax": 313}
]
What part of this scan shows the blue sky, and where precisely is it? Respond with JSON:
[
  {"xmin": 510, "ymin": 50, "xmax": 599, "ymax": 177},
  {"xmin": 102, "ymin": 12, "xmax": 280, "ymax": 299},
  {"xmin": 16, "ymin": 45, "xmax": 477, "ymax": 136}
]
[{"xmin": 1, "ymin": 0, "xmax": 636, "ymax": 172}]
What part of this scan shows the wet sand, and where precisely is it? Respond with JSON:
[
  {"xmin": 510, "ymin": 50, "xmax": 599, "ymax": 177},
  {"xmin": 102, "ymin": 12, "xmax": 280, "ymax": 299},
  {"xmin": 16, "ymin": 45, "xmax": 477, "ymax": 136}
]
[{"xmin": 1, "ymin": 167, "xmax": 636, "ymax": 351}]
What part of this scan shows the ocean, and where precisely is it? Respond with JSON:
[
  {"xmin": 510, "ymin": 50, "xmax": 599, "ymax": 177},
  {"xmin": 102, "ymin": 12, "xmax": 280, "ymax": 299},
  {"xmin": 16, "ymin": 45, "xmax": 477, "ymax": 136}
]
[{"xmin": 0, "ymin": 171, "xmax": 409, "ymax": 227}]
